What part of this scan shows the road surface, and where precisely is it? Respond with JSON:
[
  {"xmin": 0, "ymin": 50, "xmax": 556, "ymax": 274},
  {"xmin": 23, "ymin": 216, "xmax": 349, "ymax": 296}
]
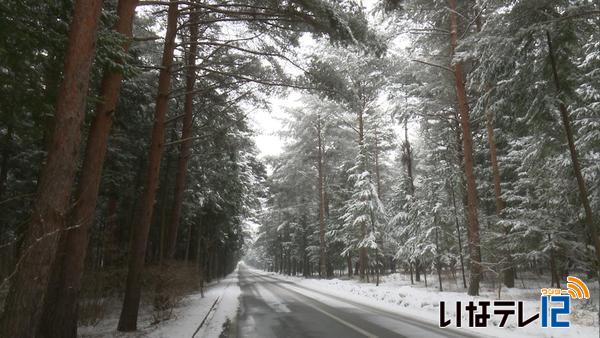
[{"xmin": 234, "ymin": 265, "xmax": 481, "ymax": 338}]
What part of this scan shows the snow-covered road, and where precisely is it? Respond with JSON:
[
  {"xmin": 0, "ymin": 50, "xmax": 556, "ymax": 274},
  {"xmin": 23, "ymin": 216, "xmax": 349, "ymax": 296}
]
[{"xmin": 235, "ymin": 264, "xmax": 478, "ymax": 338}]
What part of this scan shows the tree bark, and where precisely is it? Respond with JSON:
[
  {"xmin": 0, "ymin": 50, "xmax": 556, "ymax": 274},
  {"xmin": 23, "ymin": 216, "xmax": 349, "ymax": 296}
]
[
  {"xmin": 373, "ymin": 128, "xmax": 386, "ymax": 275},
  {"xmin": 357, "ymin": 107, "xmax": 368, "ymax": 281},
  {"xmin": 548, "ymin": 235, "xmax": 561, "ymax": 288},
  {"xmin": 197, "ymin": 234, "xmax": 205, "ymax": 296},
  {"xmin": 103, "ymin": 194, "xmax": 120, "ymax": 267},
  {"xmin": 448, "ymin": 0, "xmax": 482, "ymax": 296},
  {"xmin": 402, "ymin": 118, "xmax": 415, "ymax": 195},
  {"xmin": 370, "ymin": 205, "xmax": 380, "ymax": 286},
  {"xmin": 165, "ymin": 8, "xmax": 200, "ymax": 260},
  {"xmin": 449, "ymin": 179, "xmax": 468, "ymax": 288},
  {"xmin": 435, "ymin": 226, "xmax": 443, "ymax": 291},
  {"xmin": 402, "ymin": 118, "xmax": 420, "ymax": 283},
  {"xmin": 37, "ymin": 1, "xmax": 138, "ymax": 336},
  {"xmin": 484, "ymin": 87, "xmax": 515, "ymax": 288},
  {"xmin": 374, "ymin": 128, "xmax": 382, "ymax": 197},
  {"xmin": 0, "ymin": 1, "xmax": 103, "ymax": 336},
  {"xmin": 117, "ymin": 1, "xmax": 178, "ymax": 331},
  {"xmin": 346, "ymin": 253, "xmax": 353, "ymax": 276},
  {"xmin": 317, "ymin": 114, "xmax": 327, "ymax": 278},
  {"xmin": 157, "ymin": 146, "xmax": 174, "ymax": 262},
  {"xmin": 485, "ymin": 108, "xmax": 505, "ymax": 216},
  {"xmin": 184, "ymin": 215, "xmax": 193, "ymax": 261},
  {"xmin": 0, "ymin": 122, "xmax": 13, "ymax": 200}
]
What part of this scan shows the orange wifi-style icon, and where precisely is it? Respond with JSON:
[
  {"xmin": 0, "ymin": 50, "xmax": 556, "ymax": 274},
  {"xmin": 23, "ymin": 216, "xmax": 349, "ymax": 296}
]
[{"xmin": 565, "ymin": 276, "xmax": 590, "ymax": 299}]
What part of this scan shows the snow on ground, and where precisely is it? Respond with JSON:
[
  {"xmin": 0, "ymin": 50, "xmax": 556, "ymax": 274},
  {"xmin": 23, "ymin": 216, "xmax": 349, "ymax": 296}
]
[
  {"xmin": 196, "ymin": 269, "xmax": 241, "ymax": 338},
  {"xmin": 79, "ymin": 267, "xmax": 241, "ymax": 338},
  {"xmin": 250, "ymin": 266, "xmax": 599, "ymax": 338}
]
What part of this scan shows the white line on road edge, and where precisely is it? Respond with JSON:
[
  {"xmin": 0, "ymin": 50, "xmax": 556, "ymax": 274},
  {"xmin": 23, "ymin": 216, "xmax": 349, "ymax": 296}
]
[{"xmin": 250, "ymin": 271, "xmax": 378, "ymax": 338}]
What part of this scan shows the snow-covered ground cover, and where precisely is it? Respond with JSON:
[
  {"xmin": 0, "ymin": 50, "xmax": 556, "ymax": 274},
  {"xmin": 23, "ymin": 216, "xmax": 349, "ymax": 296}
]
[
  {"xmin": 79, "ymin": 268, "xmax": 241, "ymax": 338},
  {"xmin": 251, "ymin": 267, "xmax": 599, "ymax": 338}
]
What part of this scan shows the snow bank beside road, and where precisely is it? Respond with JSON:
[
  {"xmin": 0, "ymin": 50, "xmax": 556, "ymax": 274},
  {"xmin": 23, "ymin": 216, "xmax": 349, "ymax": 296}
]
[{"xmin": 191, "ymin": 270, "xmax": 241, "ymax": 338}]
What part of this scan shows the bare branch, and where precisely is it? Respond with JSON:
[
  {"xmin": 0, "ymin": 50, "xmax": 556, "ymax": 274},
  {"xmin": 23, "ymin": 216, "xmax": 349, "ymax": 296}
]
[{"xmin": 410, "ymin": 59, "xmax": 453, "ymax": 73}]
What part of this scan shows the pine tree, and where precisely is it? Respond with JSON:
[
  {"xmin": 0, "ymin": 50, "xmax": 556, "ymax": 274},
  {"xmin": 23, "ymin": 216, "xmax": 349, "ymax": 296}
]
[
  {"xmin": 118, "ymin": 0, "xmax": 179, "ymax": 331},
  {"xmin": 39, "ymin": 1, "xmax": 140, "ymax": 336},
  {"xmin": 0, "ymin": 1, "xmax": 104, "ymax": 336}
]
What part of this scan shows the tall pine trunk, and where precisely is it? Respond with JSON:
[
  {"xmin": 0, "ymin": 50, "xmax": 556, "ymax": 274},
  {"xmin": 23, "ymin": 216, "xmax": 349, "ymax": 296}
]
[
  {"xmin": 117, "ymin": 1, "xmax": 178, "ymax": 331},
  {"xmin": 157, "ymin": 145, "xmax": 174, "ymax": 262},
  {"xmin": 548, "ymin": 234, "xmax": 560, "ymax": 288},
  {"xmin": 484, "ymin": 99, "xmax": 505, "ymax": 216},
  {"xmin": 103, "ymin": 194, "xmax": 120, "ymax": 266},
  {"xmin": 373, "ymin": 128, "xmax": 386, "ymax": 275},
  {"xmin": 0, "ymin": 122, "xmax": 13, "ymax": 200},
  {"xmin": 165, "ymin": 9, "xmax": 200, "ymax": 260},
  {"xmin": 448, "ymin": 0, "xmax": 482, "ymax": 296},
  {"xmin": 449, "ymin": 178, "xmax": 468, "ymax": 288},
  {"xmin": 38, "ymin": 1, "xmax": 139, "ymax": 336},
  {"xmin": 346, "ymin": 254, "xmax": 353, "ymax": 276},
  {"xmin": 484, "ymin": 88, "xmax": 514, "ymax": 288},
  {"xmin": 435, "ymin": 225, "xmax": 443, "ymax": 291},
  {"xmin": 317, "ymin": 114, "xmax": 327, "ymax": 278},
  {"xmin": 402, "ymin": 118, "xmax": 420, "ymax": 282},
  {"xmin": 402, "ymin": 118, "xmax": 415, "ymax": 196},
  {"xmin": 357, "ymin": 107, "xmax": 368, "ymax": 281},
  {"xmin": 0, "ymin": 1, "xmax": 103, "ymax": 336}
]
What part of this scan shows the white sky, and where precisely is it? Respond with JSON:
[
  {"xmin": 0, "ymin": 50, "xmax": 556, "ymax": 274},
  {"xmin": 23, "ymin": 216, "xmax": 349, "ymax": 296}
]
[{"xmin": 250, "ymin": 93, "xmax": 300, "ymax": 159}]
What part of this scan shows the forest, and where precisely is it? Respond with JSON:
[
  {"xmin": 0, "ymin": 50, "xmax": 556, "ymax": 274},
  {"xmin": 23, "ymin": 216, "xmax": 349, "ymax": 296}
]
[{"xmin": 0, "ymin": 0, "xmax": 599, "ymax": 337}]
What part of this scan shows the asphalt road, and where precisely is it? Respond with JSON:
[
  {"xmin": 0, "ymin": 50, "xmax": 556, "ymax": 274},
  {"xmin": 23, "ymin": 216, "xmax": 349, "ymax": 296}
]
[{"xmin": 234, "ymin": 265, "xmax": 481, "ymax": 338}]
